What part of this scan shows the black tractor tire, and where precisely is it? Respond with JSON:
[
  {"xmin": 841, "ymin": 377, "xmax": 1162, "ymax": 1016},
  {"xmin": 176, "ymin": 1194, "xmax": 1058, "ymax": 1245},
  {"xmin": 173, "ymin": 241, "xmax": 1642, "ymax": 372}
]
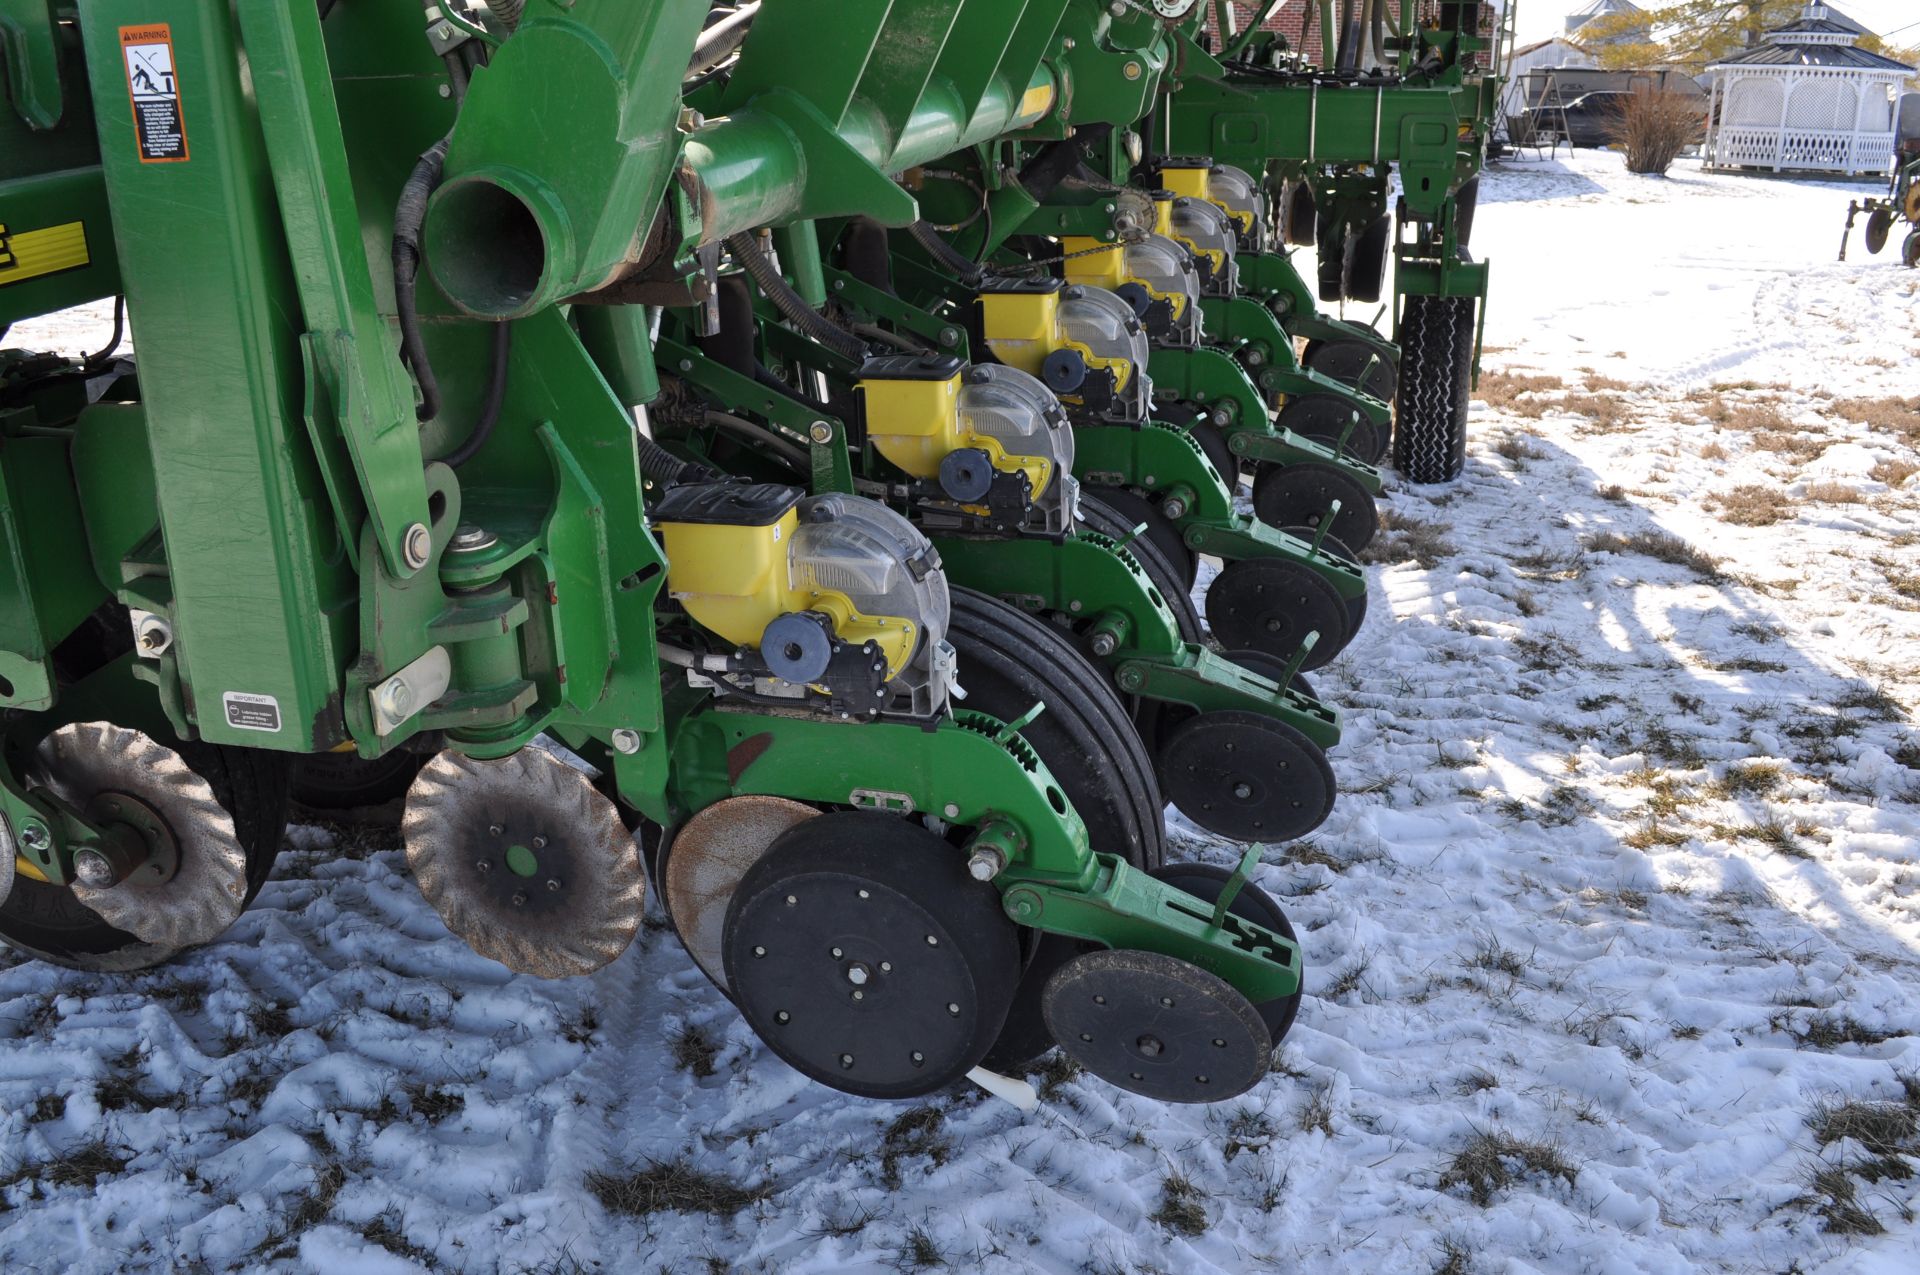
[
  {"xmin": 290, "ymin": 739, "xmax": 438, "ymax": 815},
  {"xmin": 1393, "ymin": 293, "xmax": 1476, "ymax": 485},
  {"xmin": 1283, "ymin": 180, "xmax": 1318, "ymax": 246}
]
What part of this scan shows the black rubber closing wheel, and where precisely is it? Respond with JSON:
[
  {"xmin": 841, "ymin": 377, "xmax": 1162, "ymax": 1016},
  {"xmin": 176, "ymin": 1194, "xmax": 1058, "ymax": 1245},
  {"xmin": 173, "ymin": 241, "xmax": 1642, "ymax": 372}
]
[
  {"xmin": 1284, "ymin": 181, "xmax": 1317, "ymax": 247},
  {"xmin": 1302, "ymin": 339, "xmax": 1398, "ymax": 406},
  {"xmin": 1251, "ymin": 462, "xmax": 1379, "ymax": 552},
  {"xmin": 1277, "ymin": 395, "xmax": 1384, "ymax": 466},
  {"xmin": 1087, "ymin": 486, "xmax": 1197, "ymax": 590},
  {"xmin": 1865, "ymin": 206, "xmax": 1894, "ymax": 255},
  {"xmin": 723, "ymin": 812, "xmax": 1021, "ymax": 1099},
  {"xmin": 1150, "ymin": 862, "xmax": 1302, "ymax": 1043},
  {"xmin": 1342, "ymin": 214, "xmax": 1393, "ymax": 305},
  {"xmin": 1077, "ymin": 491, "xmax": 1202, "ymax": 644},
  {"xmin": 1205, "ymin": 557, "xmax": 1349, "ymax": 671},
  {"xmin": 1904, "ymin": 231, "xmax": 1920, "ymax": 269},
  {"xmin": 1394, "ymin": 293, "xmax": 1476, "ymax": 484},
  {"xmin": 1156, "ymin": 710, "xmax": 1335, "ymax": 843},
  {"xmin": 1042, "ymin": 948, "xmax": 1272, "ymax": 1103},
  {"xmin": 1187, "ymin": 422, "xmax": 1242, "ymax": 490}
]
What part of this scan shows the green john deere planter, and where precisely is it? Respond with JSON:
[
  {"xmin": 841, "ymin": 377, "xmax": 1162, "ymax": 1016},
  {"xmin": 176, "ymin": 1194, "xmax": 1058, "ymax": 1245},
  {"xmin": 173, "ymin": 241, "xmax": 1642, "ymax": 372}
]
[{"xmin": 0, "ymin": 0, "xmax": 1349, "ymax": 1108}]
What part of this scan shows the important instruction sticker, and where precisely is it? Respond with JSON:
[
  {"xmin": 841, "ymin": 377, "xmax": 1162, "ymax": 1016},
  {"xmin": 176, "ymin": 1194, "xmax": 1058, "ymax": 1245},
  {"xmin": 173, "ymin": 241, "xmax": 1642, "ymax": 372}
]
[
  {"xmin": 222, "ymin": 692, "xmax": 282, "ymax": 734},
  {"xmin": 120, "ymin": 25, "xmax": 189, "ymax": 163}
]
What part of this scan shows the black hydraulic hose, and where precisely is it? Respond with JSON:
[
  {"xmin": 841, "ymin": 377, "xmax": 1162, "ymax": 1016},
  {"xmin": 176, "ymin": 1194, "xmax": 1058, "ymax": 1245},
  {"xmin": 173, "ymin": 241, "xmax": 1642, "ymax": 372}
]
[
  {"xmin": 393, "ymin": 136, "xmax": 451, "ymax": 422},
  {"xmin": 83, "ymin": 296, "xmax": 126, "ymax": 369},
  {"xmin": 434, "ymin": 321, "xmax": 511, "ymax": 468},
  {"xmin": 725, "ymin": 232, "xmax": 868, "ymax": 362},
  {"xmin": 1368, "ymin": 0, "xmax": 1389, "ymax": 70},
  {"xmin": 907, "ymin": 221, "xmax": 983, "ymax": 288}
]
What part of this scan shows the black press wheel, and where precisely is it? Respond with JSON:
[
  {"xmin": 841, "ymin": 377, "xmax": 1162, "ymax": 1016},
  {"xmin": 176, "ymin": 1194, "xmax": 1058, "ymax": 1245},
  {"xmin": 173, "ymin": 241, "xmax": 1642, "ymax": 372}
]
[
  {"xmin": 1149, "ymin": 862, "xmax": 1302, "ymax": 1043},
  {"xmin": 1155, "ymin": 709, "xmax": 1335, "ymax": 844},
  {"xmin": 1276, "ymin": 394, "xmax": 1385, "ymax": 467},
  {"xmin": 1283, "ymin": 180, "xmax": 1317, "ymax": 247},
  {"xmin": 1042, "ymin": 948, "xmax": 1272, "ymax": 1103},
  {"xmin": 1219, "ymin": 648, "xmax": 1315, "ymax": 703},
  {"xmin": 1204, "ymin": 557, "xmax": 1350, "ymax": 671},
  {"xmin": 1903, "ymin": 230, "xmax": 1920, "ymax": 269},
  {"xmin": 1280, "ymin": 527, "xmax": 1369, "ymax": 638},
  {"xmin": 1394, "ymin": 293, "xmax": 1476, "ymax": 484},
  {"xmin": 722, "ymin": 812, "xmax": 1022, "ymax": 1100},
  {"xmin": 1302, "ymin": 339, "xmax": 1398, "ymax": 408},
  {"xmin": 1251, "ymin": 461, "xmax": 1379, "ymax": 553}
]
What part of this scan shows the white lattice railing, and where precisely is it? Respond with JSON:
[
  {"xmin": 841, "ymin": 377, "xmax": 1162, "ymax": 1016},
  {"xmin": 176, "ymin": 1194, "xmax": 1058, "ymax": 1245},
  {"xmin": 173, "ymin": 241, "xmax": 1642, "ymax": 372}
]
[{"xmin": 1710, "ymin": 126, "xmax": 1894, "ymax": 175}]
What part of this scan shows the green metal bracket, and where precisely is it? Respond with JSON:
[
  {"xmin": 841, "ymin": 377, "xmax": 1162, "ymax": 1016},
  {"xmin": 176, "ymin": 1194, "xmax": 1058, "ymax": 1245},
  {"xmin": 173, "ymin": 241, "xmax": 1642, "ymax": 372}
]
[
  {"xmin": 656, "ymin": 335, "xmax": 857, "ymax": 496},
  {"xmin": 824, "ymin": 267, "xmax": 973, "ymax": 359},
  {"xmin": 932, "ymin": 531, "xmax": 1184, "ymax": 658},
  {"xmin": 1112, "ymin": 643, "xmax": 1339, "ymax": 749},
  {"xmin": 1000, "ymin": 854, "xmax": 1301, "ymax": 1004},
  {"xmin": 0, "ymin": 0, "xmax": 62, "ymax": 130}
]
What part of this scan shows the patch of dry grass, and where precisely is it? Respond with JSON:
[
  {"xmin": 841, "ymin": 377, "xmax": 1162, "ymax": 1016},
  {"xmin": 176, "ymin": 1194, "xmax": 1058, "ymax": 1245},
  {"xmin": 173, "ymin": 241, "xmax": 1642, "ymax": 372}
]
[
  {"xmin": 1872, "ymin": 457, "xmax": 1917, "ymax": 487},
  {"xmin": 1360, "ymin": 509, "xmax": 1455, "ymax": 570},
  {"xmin": 1583, "ymin": 529, "xmax": 1722, "ymax": 578},
  {"xmin": 1832, "ymin": 395, "xmax": 1920, "ymax": 441},
  {"xmin": 1708, "ymin": 484, "xmax": 1793, "ymax": 527},
  {"xmin": 1478, "ymin": 370, "xmax": 1562, "ymax": 409},
  {"xmin": 1438, "ymin": 1130, "xmax": 1580, "ymax": 1206},
  {"xmin": 1801, "ymin": 481, "xmax": 1862, "ymax": 505}
]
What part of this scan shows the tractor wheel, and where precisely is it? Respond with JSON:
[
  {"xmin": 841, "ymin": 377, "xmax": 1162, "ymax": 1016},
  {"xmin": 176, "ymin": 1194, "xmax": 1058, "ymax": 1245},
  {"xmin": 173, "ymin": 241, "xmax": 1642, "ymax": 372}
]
[
  {"xmin": 1085, "ymin": 485, "xmax": 1197, "ymax": 589},
  {"xmin": 1077, "ymin": 491, "xmax": 1203, "ymax": 644},
  {"xmin": 1393, "ymin": 293, "xmax": 1476, "ymax": 484},
  {"xmin": 1904, "ymin": 231, "xmax": 1920, "ymax": 269}
]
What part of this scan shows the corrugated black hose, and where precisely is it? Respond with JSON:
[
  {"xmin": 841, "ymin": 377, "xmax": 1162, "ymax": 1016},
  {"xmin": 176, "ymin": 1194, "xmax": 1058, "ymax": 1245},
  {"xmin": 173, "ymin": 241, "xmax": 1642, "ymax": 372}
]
[
  {"xmin": 392, "ymin": 136, "xmax": 451, "ymax": 422},
  {"xmin": 907, "ymin": 220, "xmax": 983, "ymax": 288},
  {"xmin": 724, "ymin": 232, "xmax": 869, "ymax": 363}
]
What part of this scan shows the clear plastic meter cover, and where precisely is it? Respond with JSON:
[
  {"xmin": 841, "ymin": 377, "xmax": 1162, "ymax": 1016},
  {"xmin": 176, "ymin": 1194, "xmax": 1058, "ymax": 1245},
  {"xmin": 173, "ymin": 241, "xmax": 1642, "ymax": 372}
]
[
  {"xmin": 1208, "ymin": 164, "xmax": 1266, "ymax": 252},
  {"xmin": 1125, "ymin": 233, "xmax": 1204, "ymax": 346},
  {"xmin": 1058, "ymin": 284, "xmax": 1153, "ymax": 423},
  {"xmin": 1170, "ymin": 197, "xmax": 1240, "ymax": 297},
  {"xmin": 956, "ymin": 363, "xmax": 1076, "ymax": 525},
  {"xmin": 789, "ymin": 494, "xmax": 951, "ymax": 701}
]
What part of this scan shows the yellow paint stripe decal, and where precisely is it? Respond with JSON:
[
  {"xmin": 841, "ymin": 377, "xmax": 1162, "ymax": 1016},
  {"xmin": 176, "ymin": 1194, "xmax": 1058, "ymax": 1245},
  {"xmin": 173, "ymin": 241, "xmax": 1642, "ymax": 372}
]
[
  {"xmin": 0, "ymin": 220, "xmax": 91, "ymax": 287},
  {"xmin": 15, "ymin": 855, "xmax": 50, "ymax": 884}
]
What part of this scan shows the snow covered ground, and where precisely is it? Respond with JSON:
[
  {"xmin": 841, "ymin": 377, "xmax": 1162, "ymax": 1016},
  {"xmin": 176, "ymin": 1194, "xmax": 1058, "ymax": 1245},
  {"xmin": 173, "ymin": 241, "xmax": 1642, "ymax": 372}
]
[{"xmin": 3, "ymin": 147, "xmax": 1918, "ymax": 1274}]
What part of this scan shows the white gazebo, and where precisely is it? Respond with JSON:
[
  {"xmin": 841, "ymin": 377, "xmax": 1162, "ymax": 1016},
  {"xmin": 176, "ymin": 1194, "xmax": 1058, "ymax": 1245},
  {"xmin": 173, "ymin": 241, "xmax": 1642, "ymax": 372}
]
[{"xmin": 1703, "ymin": 3, "xmax": 1916, "ymax": 177}]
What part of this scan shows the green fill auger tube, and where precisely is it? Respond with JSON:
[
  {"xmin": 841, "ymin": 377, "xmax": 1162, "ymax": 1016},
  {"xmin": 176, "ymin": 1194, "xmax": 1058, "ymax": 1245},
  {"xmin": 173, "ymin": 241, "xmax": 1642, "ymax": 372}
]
[
  {"xmin": 0, "ymin": 0, "xmax": 1330, "ymax": 1106},
  {"xmin": 1161, "ymin": 0, "xmax": 1515, "ymax": 484}
]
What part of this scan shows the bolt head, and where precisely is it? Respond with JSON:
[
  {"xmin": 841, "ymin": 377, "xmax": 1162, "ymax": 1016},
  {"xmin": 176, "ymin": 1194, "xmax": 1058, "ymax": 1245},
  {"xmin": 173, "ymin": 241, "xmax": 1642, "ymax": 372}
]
[
  {"xmin": 1090, "ymin": 633, "xmax": 1118, "ymax": 657},
  {"xmin": 19, "ymin": 824, "xmax": 50, "ymax": 853},
  {"xmin": 511, "ymin": 892, "xmax": 528, "ymax": 907},
  {"xmin": 545, "ymin": 878, "xmax": 562, "ymax": 892},
  {"xmin": 402, "ymin": 522, "xmax": 433, "ymax": 571},
  {"xmin": 808, "ymin": 421, "xmax": 834, "ymax": 445},
  {"xmin": 475, "ymin": 859, "xmax": 492, "ymax": 874},
  {"xmin": 73, "ymin": 847, "xmax": 115, "ymax": 887},
  {"xmin": 610, "ymin": 729, "xmax": 642, "ymax": 755},
  {"xmin": 942, "ymin": 803, "xmax": 961, "ymax": 819}
]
